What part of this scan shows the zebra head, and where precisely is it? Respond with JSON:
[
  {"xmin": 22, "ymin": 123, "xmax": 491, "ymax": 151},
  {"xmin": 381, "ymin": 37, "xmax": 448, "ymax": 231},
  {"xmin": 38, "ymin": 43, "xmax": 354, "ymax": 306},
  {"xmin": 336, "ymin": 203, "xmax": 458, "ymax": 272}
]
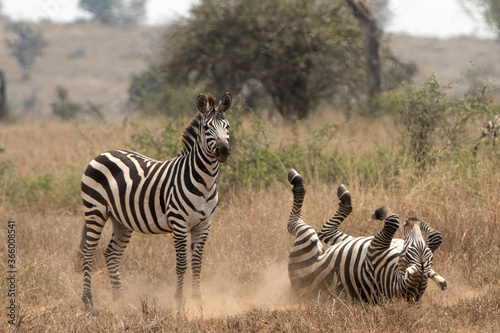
[
  {"xmin": 196, "ymin": 92, "xmax": 232, "ymax": 163},
  {"xmin": 399, "ymin": 217, "xmax": 434, "ymax": 301}
]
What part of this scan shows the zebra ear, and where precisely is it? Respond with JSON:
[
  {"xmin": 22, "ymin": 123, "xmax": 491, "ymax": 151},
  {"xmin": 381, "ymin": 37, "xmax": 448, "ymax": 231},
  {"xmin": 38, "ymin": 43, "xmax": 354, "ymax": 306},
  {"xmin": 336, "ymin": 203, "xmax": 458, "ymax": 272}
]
[
  {"xmin": 219, "ymin": 92, "xmax": 232, "ymax": 113},
  {"xmin": 196, "ymin": 94, "xmax": 208, "ymax": 114}
]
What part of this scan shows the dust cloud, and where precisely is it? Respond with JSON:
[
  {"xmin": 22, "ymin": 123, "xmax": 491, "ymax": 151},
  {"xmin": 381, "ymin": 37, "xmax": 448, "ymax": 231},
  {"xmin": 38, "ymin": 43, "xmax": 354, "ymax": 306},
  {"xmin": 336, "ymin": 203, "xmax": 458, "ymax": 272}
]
[{"xmin": 121, "ymin": 262, "xmax": 298, "ymax": 318}]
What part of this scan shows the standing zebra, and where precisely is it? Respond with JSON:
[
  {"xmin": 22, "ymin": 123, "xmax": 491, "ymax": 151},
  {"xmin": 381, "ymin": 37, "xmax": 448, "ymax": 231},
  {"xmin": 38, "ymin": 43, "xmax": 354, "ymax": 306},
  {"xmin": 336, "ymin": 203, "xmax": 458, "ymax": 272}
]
[
  {"xmin": 287, "ymin": 169, "xmax": 447, "ymax": 303},
  {"xmin": 474, "ymin": 114, "xmax": 500, "ymax": 152},
  {"xmin": 80, "ymin": 92, "xmax": 232, "ymax": 313}
]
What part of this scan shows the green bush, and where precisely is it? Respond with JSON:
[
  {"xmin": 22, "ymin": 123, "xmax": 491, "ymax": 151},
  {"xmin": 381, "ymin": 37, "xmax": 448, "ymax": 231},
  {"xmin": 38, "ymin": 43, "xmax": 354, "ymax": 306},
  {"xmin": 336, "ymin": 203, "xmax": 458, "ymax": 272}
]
[
  {"xmin": 128, "ymin": 120, "xmax": 183, "ymax": 159},
  {"xmin": 379, "ymin": 75, "xmax": 494, "ymax": 171},
  {"xmin": 127, "ymin": 108, "xmax": 372, "ymax": 192},
  {"xmin": 125, "ymin": 77, "xmax": 498, "ymax": 192},
  {"xmin": 51, "ymin": 85, "xmax": 83, "ymax": 120}
]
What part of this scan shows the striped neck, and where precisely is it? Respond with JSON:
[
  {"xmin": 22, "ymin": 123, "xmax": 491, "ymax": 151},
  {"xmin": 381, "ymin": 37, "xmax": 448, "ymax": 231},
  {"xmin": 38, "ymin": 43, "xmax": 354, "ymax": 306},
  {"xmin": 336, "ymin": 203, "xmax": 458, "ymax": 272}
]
[
  {"xmin": 187, "ymin": 122, "xmax": 220, "ymax": 192},
  {"xmin": 178, "ymin": 112, "xmax": 202, "ymax": 156}
]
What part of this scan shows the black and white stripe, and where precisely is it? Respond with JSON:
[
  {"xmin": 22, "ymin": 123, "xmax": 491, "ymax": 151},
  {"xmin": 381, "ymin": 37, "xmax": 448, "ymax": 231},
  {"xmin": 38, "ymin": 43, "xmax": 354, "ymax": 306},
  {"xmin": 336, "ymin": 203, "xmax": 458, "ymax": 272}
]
[
  {"xmin": 80, "ymin": 92, "xmax": 232, "ymax": 313},
  {"xmin": 286, "ymin": 169, "xmax": 447, "ymax": 303}
]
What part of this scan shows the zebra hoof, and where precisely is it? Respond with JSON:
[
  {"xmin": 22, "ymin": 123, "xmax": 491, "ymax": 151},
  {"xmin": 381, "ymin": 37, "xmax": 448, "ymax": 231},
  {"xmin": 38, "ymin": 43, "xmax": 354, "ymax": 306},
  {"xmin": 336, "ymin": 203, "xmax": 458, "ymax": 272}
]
[
  {"xmin": 371, "ymin": 205, "xmax": 391, "ymax": 220},
  {"xmin": 82, "ymin": 297, "xmax": 95, "ymax": 316},
  {"xmin": 288, "ymin": 169, "xmax": 303, "ymax": 187},
  {"xmin": 337, "ymin": 184, "xmax": 351, "ymax": 205}
]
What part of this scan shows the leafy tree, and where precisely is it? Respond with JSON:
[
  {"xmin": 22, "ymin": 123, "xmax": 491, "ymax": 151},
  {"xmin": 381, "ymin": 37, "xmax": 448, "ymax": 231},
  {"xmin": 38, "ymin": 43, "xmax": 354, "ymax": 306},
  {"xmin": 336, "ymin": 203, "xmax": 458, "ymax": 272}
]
[
  {"xmin": 479, "ymin": 0, "xmax": 500, "ymax": 37},
  {"xmin": 463, "ymin": 0, "xmax": 500, "ymax": 38},
  {"xmin": 159, "ymin": 0, "xmax": 366, "ymax": 119},
  {"xmin": 79, "ymin": 0, "xmax": 147, "ymax": 25},
  {"xmin": 79, "ymin": 0, "xmax": 114, "ymax": 24},
  {"xmin": 344, "ymin": 0, "xmax": 382, "ymax": 100},
  {"xmin": 4, "ymin": 22, "xmax": 48, "ymax": 80}
]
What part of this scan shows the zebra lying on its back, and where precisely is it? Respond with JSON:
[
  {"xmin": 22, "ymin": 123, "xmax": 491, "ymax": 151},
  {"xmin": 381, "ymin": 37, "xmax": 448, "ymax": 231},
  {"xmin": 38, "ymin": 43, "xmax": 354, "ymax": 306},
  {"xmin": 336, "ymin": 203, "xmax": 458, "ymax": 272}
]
[{"xmin": 287, "ymin": 169, "xmax": 447, "ymax": 303}]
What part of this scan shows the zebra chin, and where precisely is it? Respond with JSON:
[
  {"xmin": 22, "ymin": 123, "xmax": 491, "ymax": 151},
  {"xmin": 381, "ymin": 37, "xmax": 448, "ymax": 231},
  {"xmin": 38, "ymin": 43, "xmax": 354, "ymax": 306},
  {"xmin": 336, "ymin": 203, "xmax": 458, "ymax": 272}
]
[{"xmin": 214, "ymin": 138, "xmax": 230, "ymax": 163}]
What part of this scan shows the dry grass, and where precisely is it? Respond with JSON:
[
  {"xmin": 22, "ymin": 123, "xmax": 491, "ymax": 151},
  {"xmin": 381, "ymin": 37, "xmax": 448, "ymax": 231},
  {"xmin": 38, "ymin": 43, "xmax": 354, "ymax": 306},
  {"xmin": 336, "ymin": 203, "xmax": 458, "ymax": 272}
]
[{"xmin": 0, "ymin": 114, "xmax": 499, "ymax": 332}]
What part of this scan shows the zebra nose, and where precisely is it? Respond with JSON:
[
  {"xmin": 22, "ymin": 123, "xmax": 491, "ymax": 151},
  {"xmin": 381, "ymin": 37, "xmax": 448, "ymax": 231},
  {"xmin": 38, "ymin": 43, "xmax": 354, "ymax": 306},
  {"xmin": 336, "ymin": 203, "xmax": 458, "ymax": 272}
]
[{"xmin": 215, "ymin": 138, "xmax": 230, "ymax": 162}]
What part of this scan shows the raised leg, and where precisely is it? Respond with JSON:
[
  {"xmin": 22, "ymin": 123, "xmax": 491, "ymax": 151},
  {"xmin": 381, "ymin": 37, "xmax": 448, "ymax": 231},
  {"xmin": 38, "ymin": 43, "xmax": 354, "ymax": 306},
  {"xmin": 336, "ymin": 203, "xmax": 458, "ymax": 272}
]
[
  {"xmin": 80, "ymin": 216, "xmax": 107, "ymax": 314},
  {"xmin": 317, "ymin": 184, "xmax": 353, "ymax": 246},
  {"xmin": 428, "ymin": 269, "xmax": 447, "ymax": 290},
  {"xmin": 368, "ymin": 206, "xmax": 400, "ymax": 257},
  {"xmin": 190, "ymin": 221, "xmax": 210, "ymax": 300},
  {"xmin": 287, "ymin": 169, "xmax": 307, "ymax": 236},
  {"xmin": 104, "ymin": 218, "xmax": 133, "ymax": 301},
  {"xmin": 287, "ymin": 169, "xmax": 324, "ymax": 292},
  {"xmin": 418, "ymin": 222, "xmax": 446, "ymax": 290},
  {"xmin": 173, "ymin": 228, "xmax": 189, "ymax": 304},
  {"xmin": 419, "ymin": 222, "xmax": 442, "ymax": 253}
]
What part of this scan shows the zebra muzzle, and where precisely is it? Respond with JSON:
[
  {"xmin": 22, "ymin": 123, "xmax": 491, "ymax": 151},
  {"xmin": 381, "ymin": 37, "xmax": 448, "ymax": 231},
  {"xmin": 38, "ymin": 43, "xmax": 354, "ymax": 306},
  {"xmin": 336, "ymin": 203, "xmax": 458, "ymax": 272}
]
[{"xmin": 215, "ymin": 138, "xmax": 230, "ymax": 162}]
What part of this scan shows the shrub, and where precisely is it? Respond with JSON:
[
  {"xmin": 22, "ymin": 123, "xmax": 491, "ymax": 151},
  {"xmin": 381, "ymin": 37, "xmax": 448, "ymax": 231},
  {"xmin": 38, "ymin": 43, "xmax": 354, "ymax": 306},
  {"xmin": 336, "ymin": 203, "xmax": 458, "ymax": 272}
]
[
  {"xmin": 380, "ymin": 75, "xmax": 492, "ymax": 171},
  {"xmin": 51, "ymin": 85, "xmax": 82, "ymax": 120}
]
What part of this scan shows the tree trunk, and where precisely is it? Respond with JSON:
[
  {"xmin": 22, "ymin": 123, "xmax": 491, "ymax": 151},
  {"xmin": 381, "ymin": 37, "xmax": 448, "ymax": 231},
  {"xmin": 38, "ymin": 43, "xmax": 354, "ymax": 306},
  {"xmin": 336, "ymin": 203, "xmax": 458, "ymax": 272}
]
[{"xmin": 344, "ymin": 0, "xmax": 382, "ymax": 99}]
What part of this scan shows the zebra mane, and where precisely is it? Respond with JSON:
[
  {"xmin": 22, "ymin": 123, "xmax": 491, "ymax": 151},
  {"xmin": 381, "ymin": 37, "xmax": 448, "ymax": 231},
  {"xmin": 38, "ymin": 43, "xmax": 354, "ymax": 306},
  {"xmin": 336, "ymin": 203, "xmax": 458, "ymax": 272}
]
[{"xmin": 178, "ymin": 94, "xmax": 216, "ymax": 156}]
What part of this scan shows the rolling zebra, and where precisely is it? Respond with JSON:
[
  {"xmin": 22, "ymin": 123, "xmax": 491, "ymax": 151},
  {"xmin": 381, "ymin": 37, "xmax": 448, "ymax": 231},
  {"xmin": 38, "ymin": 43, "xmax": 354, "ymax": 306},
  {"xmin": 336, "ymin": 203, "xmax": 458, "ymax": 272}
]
[
  {"xmin": 80, "ymin": 92, "xmax": 232, "ymax": 313},
  {"xmin": 474, "ymin": 114, "xmax": 500, "ymax": 151},
  {"xmin": 286, "ymin": 169, "xmax": 447, "ymax": 303}
]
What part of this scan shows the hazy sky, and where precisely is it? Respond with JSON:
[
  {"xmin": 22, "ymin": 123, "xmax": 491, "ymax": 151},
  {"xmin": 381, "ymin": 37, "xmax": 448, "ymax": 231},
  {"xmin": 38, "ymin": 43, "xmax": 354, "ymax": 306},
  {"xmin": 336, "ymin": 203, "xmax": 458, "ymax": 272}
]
[{"xmin": 2, "ymin": 0, "xmax": 496, "ymax": 38}]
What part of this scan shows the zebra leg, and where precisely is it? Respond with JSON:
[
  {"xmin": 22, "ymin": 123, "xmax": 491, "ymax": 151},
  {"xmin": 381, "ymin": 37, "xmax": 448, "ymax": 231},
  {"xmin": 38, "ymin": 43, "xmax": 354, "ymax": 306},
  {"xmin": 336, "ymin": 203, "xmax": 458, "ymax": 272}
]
[
  {"xmin": 419, "ymin": 222, "xmax": 446, "ymax": 290},
  {"xmin": 287, "ymin": 169, "xmax": 325, "ymax": 293},
  {"xmin": 286, "ymin": 169, "xmax": 323, "ymax": 254},
  {"xmin": 369, "ymin": 206, "xmax": 400, "ymax": 253},
  {"xmin": 428, "ymin": 269, "xmax": 447, "ymax": 290},
  {"xmin": 287, "ymin": 169, "xmax": 306, "ymax": 236},
  {"xmin": 80, "ymin": 217, "xmax": 107, "ymax": 314},
  {"xmin": 104, "ymin": 218, "xmax": 133, "ymax": 301},
  {"xmin": 173, "ymin": 228, "xmax": 189, "ymax": 304},
  {"xmin": 420, "ymin": 222, "xmax": 442, "ymax": 253},
  {"xmin": 190, "ymin": 221, "xmax": 211, "ymax": 301},
  {"xmin": 318, "ymin": 184, "xmax": 353, "ymax": 245}
]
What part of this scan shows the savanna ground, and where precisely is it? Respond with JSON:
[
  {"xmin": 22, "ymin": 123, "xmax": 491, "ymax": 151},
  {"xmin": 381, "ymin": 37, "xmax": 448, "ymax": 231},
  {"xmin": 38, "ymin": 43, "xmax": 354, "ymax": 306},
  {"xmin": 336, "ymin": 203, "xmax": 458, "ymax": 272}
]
[
  {"xmin": 0, "ymin": 21, "xmax": 500, "ymax": 332},
  {"xmin": 0, "ymin": 109, "xmax": 499, "ymax": 332}
]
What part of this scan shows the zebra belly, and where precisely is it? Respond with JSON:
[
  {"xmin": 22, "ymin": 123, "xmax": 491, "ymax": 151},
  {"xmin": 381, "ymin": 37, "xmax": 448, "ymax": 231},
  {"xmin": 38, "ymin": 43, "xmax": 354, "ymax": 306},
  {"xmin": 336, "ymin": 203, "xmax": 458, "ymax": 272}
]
[
  {"xmin": 289, "ymin": 236, "xmax": 404, "ymax": 301},
  {"xmin": 322, "ymin": 237, "xmax": 374, "ymax": 300},
  {"xmin": 115, "ymin": 189, "xmax": 218, "ymax": 234}
]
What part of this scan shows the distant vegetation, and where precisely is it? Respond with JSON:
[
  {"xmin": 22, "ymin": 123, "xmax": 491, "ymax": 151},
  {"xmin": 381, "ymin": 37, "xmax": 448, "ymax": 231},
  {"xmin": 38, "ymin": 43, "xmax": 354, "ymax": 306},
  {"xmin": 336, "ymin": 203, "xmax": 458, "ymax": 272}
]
[
  {"xmin": 51, "ymin": 85, "xmax": 82, "ymax": 120},
  {"xmin": 78, "ymin": 0, "xmax": 147, "ymax": 25},
  {"xmin": 3, "ymin": 76, "xmax": 497, "ymax": 213},
  {"xmin": 466, "ymin": 0, "xmax": 500, "ymax": 38},
  {"xmin": 128, "ymin": 0, "xmax": 415, "ymax": 119},
  {"xmin": 4, "ymin": 21, "xmax": 47, "ymax": 80}
]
